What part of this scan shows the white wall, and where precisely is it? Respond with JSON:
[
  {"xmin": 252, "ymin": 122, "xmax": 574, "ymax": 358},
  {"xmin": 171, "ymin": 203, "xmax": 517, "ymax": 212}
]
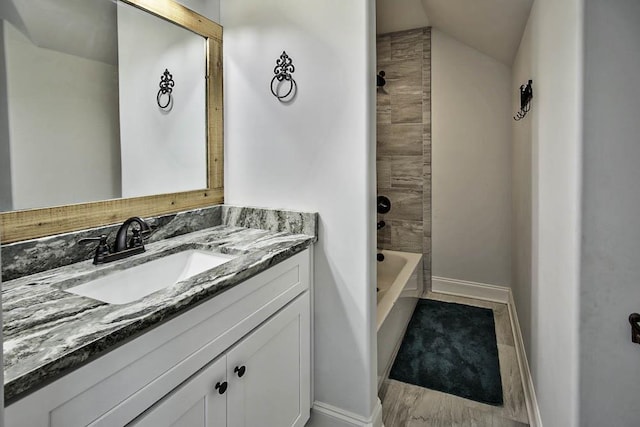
[
  {"xmin": 221, "ymin": 0, "xmax": 379, "ymax": 424},
  {"xmin": 431, "ymin": 29, "xmax": 512, "ymax": 286},
  {"xmin": 118, "ymin": 4, "xmax": 206, "ymax": 198},
  {"xmin": 0, "ymin": 21, "xmax": 12, "ymax": 211},
  {"xmin": 580, "ymin": 1, "xmax": 640, "ymax": 425},
  {"xmin": 177, "ymin": 0, "xmax": 220, "ymax": 23},
  {"xmin": 511, "ymin": 0, "xmax": 584, "ymax": 425},
  {"xmin": 4, "ymin": 21, "xmax": 120, "ymax": 210},
  {"xmin": 511, "ymin": 10, "xmax": 533, "ymax": 360}
]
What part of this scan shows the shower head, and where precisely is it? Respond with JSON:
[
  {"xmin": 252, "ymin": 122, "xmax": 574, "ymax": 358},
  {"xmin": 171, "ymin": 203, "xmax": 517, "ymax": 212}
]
[{"xmin": 377, "ymin": 71, "xmax": 386, "ymax": 88}]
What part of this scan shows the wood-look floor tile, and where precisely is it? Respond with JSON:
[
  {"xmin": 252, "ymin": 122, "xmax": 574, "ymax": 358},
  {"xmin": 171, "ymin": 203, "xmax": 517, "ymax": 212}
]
[
  {"xmin": 379, "ymin": 294, "xmax": 531, "ymax": 427},
  {"xmin": 497, "ymin": 345, "xmax": 528, "ymax": 424},
  {"xmin": 494, "ymin": 306, "xmax": 515, "ymax": 346}
]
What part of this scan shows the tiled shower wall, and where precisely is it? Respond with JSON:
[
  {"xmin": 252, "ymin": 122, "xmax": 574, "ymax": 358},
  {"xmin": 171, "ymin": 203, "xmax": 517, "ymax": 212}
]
[{"xmin": 376, "ymin": 27, "xmax": 431, "ymax": 290}]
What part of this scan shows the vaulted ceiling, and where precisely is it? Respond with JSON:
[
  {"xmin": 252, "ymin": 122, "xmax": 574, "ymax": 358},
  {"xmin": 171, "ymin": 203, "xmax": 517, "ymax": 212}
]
[
  {"xmin": 3, "ymin": 0, "xmax": 117, "ymax": 65},
  {"xmin": 376, "ymin": 0, "xmax": 533, "ymax": 65}
]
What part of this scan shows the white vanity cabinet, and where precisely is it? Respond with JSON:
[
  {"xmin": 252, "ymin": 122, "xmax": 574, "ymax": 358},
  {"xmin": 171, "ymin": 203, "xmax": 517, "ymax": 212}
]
[
  {"xmin": 5, "ymin": 249, "xmax": 312, "ymax": 427},
  {"xmin": 132, "ymin": 294, "xmax": 309, "ymax": 427}
]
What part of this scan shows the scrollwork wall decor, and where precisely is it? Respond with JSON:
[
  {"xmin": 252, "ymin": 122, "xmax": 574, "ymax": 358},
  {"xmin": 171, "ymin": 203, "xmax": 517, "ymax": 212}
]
[
  {"xmin": 157, "ymin": 69, "xmax": 175, "ymax": 110},
  {"xmin": 270, "ymin": 51, "xmax": 297, "ymax": 102}
]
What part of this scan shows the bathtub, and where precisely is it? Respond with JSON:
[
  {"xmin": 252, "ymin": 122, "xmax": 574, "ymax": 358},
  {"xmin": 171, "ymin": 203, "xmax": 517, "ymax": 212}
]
[{"xmin": 376, "ymin": 250, "xmax": 423, "ymax": 387}]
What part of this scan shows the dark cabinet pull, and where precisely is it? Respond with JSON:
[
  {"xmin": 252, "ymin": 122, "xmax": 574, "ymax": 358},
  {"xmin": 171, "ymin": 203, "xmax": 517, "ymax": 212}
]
[
  {"xmin": 215, "ymin": 381, "xmax": 228, "ymax": 394},
  {"xmin": 234, "ymin": 365, "xmax": 247, "ymax": 378}
]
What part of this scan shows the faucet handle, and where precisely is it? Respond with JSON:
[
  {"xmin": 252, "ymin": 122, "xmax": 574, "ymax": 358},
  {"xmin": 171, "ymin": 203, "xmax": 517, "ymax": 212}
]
[
  {"xmin": 129, "ymin": 229, "xmax": 144, "ymax": 249},
  {"xmin": 79, "ymin": 235, "xmax": 111, "ymax": 264},
  {"xmin": 140, "ymin": 223, "xmax": 158, "ymax": 240}
]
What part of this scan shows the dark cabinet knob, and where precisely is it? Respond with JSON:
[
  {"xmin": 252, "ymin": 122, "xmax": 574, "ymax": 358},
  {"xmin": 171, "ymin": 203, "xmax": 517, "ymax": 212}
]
[
  {"xmin": 234, "ymin": 365, "xmax": 246, "ymax": 378},
  {"xmin": 215, "ymin": 381, "xmax": 228, "ymax": 394}
]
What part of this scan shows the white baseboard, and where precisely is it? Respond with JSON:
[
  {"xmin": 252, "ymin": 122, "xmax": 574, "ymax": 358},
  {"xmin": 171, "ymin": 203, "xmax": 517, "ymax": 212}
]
[
  {"xmin": 431, "ymin": 276, "xmax": 510, "ymax": 303},
  {"xmin": 508, "ymin": 292, "xmax": 543, "ymax": 427},
  {"xmin": 310, "ymin": 399, "xmax": 383, "ymax": 427},
  {"xmin": 430, "ymin": 276, "xmax": 542, "ymax": 426}
]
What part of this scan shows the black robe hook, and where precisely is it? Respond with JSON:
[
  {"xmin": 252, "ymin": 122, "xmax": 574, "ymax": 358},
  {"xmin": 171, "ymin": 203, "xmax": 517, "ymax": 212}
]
[{"xmin": 514, "ymin": 79, "xmax": 533, "ymax": 121}]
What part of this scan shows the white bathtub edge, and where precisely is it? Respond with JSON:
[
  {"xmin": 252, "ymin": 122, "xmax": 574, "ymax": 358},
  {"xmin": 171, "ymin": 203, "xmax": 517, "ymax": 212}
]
[{"xmin": 376, "ymin": 250, "xmax": 422, "ymax": 332}]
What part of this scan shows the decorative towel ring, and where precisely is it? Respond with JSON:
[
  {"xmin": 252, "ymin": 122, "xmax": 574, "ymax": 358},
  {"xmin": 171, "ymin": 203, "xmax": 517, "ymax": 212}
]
[
  {"xmin": 270, "ymin": 51, "xmax": 297, "ymax": 102},
  {"xmin": 157, "ymin": 69, "xmax": 175, "ymax": 110}
]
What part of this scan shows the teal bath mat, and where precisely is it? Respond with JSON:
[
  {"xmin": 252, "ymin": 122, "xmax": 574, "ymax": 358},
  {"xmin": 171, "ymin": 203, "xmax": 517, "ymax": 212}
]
[{"xmin": 389, "ymin": 299, "xmax": 503, "ymax": 405}]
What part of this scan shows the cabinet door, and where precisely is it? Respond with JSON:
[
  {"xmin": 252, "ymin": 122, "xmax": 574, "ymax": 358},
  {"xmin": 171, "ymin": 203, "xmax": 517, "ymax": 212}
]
[
  {"xmin": 129, "ymin": 355, "xmax": 227, "ymax": 427},
  {"xmin": 227, "ymin": 293, "xmax": 310, "ymax": 427}
]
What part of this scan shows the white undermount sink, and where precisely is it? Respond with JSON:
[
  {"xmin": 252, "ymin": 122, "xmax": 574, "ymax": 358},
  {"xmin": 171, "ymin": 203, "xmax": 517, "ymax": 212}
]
[{"xmin": 66, "ymin": 250, "xmax": 236, "ymax": 305}]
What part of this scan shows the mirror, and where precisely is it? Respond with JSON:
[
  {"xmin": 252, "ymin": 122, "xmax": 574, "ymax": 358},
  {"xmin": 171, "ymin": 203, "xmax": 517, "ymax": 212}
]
[{"xmin": 0, "ymin": 0, "xmax": 223, "ymax": 244}]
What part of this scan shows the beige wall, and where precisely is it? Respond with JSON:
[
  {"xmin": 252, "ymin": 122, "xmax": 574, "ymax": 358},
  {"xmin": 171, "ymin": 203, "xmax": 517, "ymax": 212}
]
[{"xmin": 431, "ymin": 29, "xmax": 512, "ymax": 287}]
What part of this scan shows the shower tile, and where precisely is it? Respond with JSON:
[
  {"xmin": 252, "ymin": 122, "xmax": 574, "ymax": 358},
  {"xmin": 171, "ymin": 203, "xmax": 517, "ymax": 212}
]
[
  {"xmin": 383, "ymin": 189, "xmax": 423, "ymax": 221},
  {"xmin": 377, "ymin": 124, "xmax": 423, "ymax": 157},
  {"xmin": 377, "ymin": 223, "xmax": 391, "ymax": 247},
  {"xmin": 377, "ymin": 35, "xmax": 391, "ymax": 63},
  {"xmin": 423, "ymin": 142, "xmax": 432, "ymax": 165},
  {"xmin": 391, "ymin": 29, "xmax": 423, "ymax": 60},
  {"xmin": 376, "ymin": 123, "xmax": 391, "ymax": 158},
  {"xmin": 422, "ymin": 203, "xmax": 432, "ymax": 230},
  {"xmin": 386, "ymin": 59, "xmax": 421, "ymax": 93},
  {"xmin": 391, "ymin": 93, "xmax": 423, "ymax": 124},
  {"xmin": 389, "ymin": 220, "xmax": 423, "ymax": 252},
  {"xmin": 391, "ymin": 157, "xmax": 423, "ymax": 189},
  {"xmin": 377, "ymin": 159, "xmax": 392, "ymax": 189},
  {"xmin": 422, "ymin": 109, "xmax": 432, "ymax": 129},
  {"xmin": 377, "ymin": 26, "xmax": 432, "ymax": 299},
  {"xmin": 377, "ymin": 94, "xmax": 391, "ymax": 124}
]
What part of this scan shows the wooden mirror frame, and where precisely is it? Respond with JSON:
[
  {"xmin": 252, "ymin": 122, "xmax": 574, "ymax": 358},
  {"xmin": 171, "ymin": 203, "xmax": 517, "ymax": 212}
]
[{"xmin": 0, "ymin": 0, "xmax": 223, "ymax": 244}]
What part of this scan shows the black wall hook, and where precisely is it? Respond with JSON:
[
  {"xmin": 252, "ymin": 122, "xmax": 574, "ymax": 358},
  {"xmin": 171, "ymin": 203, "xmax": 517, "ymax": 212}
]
[
  {"xmin": 629, "ymin": 313, "xmax": 640, "ymax": 344},
  {"xmin": 270, "ymin": 51, "xmax": 297, "ymax": 102},
  {"xmin": 514, "ymin": 79, "xmax": 533, "ymax": 121}
]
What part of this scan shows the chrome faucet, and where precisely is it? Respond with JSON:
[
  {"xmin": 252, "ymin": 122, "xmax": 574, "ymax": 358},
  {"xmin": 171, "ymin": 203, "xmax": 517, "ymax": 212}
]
[{"xmin": 80, "ymin": 217, "xmax": 153, "ymax": 265}]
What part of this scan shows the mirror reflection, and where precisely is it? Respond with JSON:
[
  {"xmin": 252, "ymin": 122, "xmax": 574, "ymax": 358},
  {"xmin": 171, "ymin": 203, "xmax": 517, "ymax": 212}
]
[{"xmin": 0, "ymin": 0, "xmax": 208, "ymax": 212}]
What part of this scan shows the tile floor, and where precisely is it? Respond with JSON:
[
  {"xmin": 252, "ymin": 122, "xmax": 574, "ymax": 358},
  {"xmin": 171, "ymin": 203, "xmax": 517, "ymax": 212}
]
[{"xmin": 379, "ymin": 292, "xmax": 529, "ymax": 427}]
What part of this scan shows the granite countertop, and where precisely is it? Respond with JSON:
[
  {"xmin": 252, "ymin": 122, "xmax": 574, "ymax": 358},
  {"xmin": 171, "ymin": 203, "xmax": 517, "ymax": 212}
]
[{"xmin": 2, "ymin": 223, "xmax": 316, "ymax": 402}]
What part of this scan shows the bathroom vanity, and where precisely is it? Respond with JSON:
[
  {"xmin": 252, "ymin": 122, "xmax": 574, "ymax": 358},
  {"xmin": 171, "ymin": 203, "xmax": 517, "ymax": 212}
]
[{"xmin": 2, "ymin": 206, "xmax": 317, "ymax": 427}]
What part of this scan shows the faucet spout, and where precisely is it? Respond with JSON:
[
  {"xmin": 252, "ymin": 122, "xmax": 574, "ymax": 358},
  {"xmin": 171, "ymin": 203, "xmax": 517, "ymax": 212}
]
[{"xmin": 114, "ymin": 217, "xmax": 151, "ymax": 253}]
